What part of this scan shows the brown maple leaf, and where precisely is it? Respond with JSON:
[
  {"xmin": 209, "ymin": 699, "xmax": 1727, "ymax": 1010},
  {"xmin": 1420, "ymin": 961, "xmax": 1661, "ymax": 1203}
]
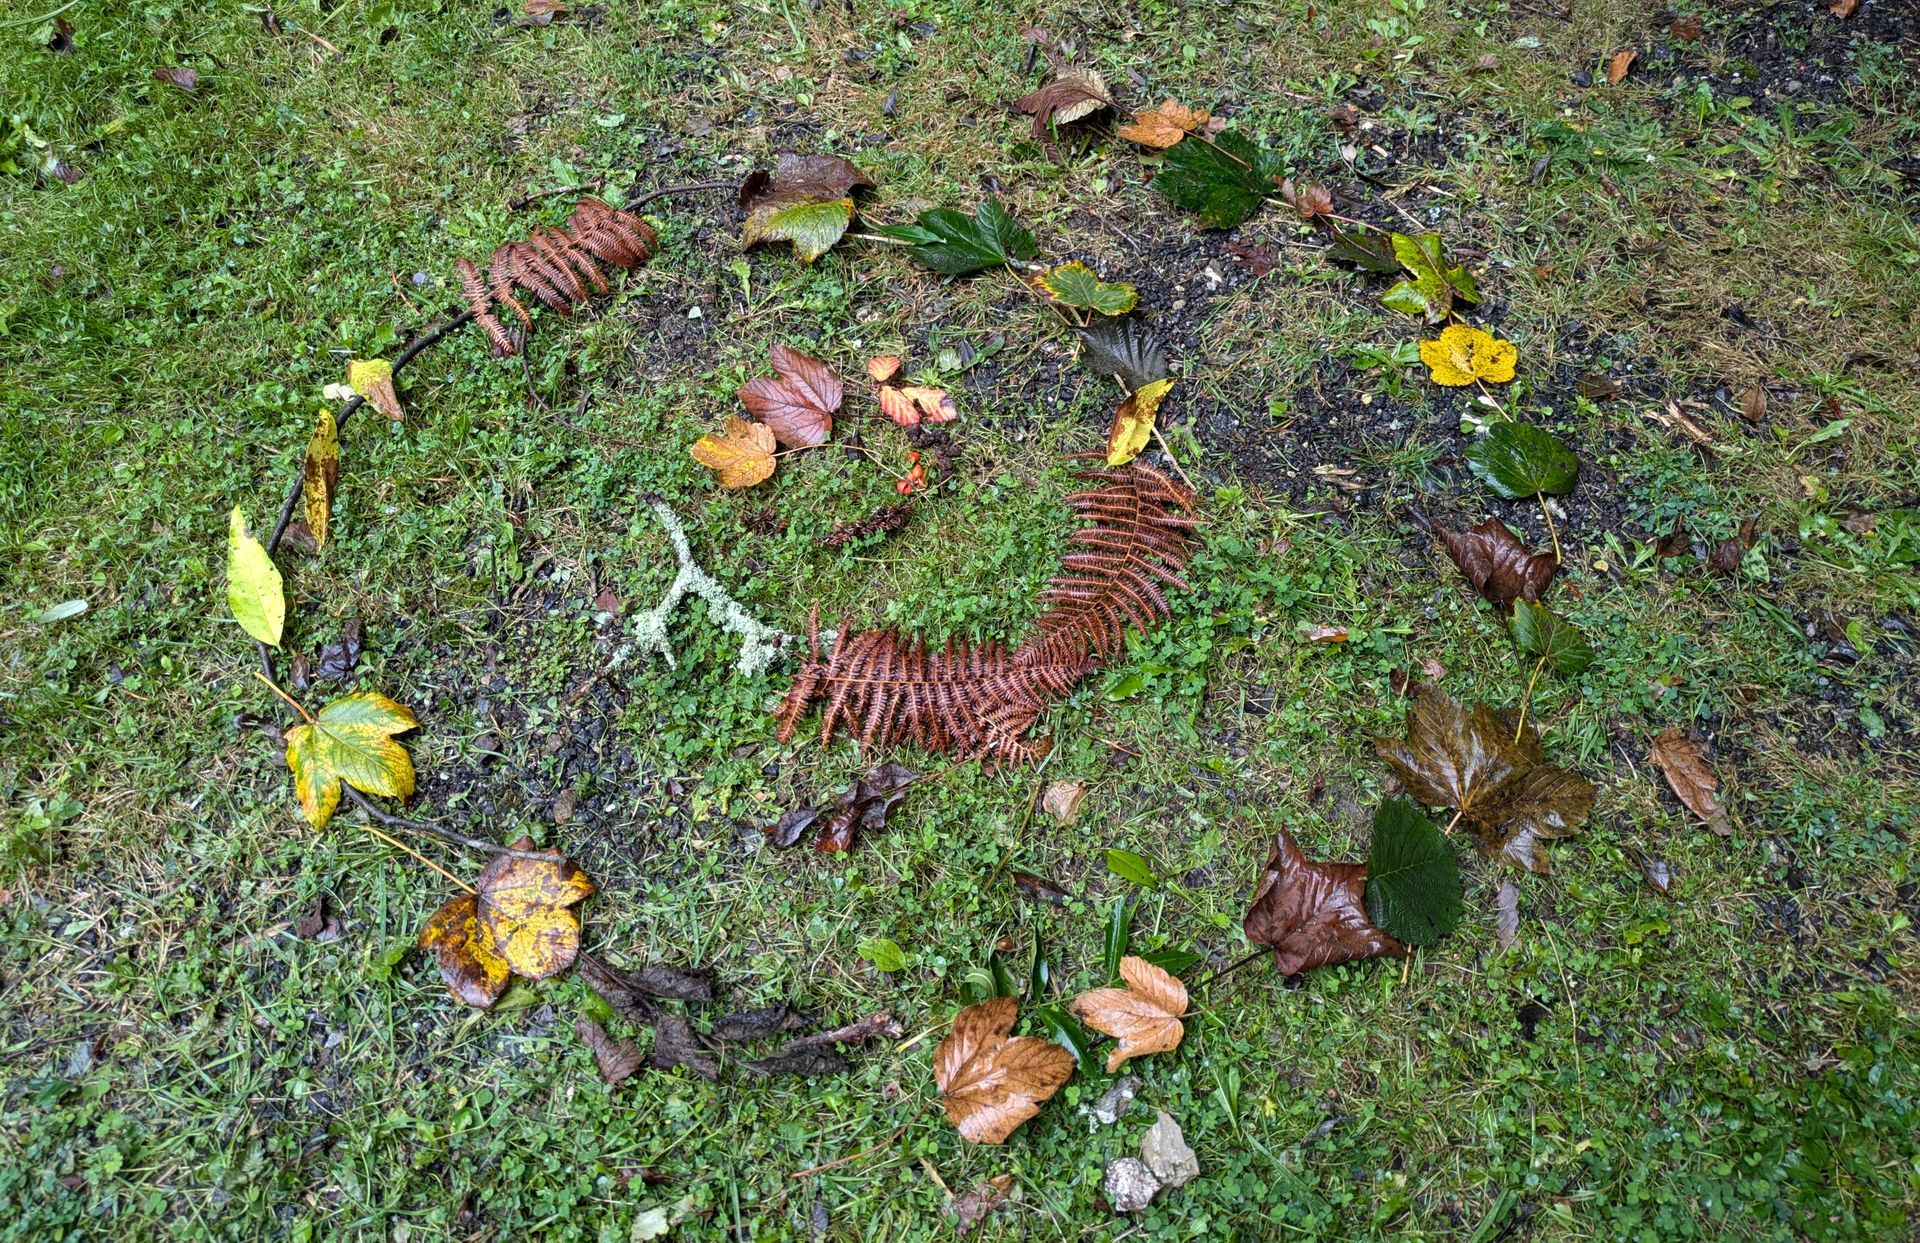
[
  {"xmin": 1648, "ymin": 729, "xmax": 1731, "ymax": 835},
  {"xmin": 576, "ymin": 1017, "xmax": 645, "ymax": 1084},
  {"xmin": 737, "ymin": 343, "xmax": 842, "ymax": 448},
  {"xmin": 1116, "ymin": 98, "xmax": 1210, "ymax": 149},
  {"xmin": 1375, "ymin": 689, "xmax": 1595, "ymax": 873},
  {"xmin": 1605, "ymin": 48, "xmax": 1637, "ymax": 84},
  {"xmin": 1278, "ymin": 178, "xmax": 1334, "ymax": 221},
  {"xmin": 1244, "ymin": 829, "xmax": 1405, "ymax": 975},
  {"xmin": 690, "ymin": 416, "xmax": 778, "ymax": 489},
  {"xmin": 1014, "ymin": 69, "xmax": 1111, "ymax": 137},
  {"xmin": 1436, "ymin": 517, "xmax": 1558, "ymax": 612},
  {"xmin": 934, "ymin": 996, "xmax": 1074, "ymax": 1144},
  {"xmin": 1070, "ymin": 956, "xmax": 1188, "ymax": 1072}
]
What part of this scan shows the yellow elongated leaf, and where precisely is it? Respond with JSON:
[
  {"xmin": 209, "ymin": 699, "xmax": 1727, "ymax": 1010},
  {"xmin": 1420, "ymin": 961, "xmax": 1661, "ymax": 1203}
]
[
  {"xmin": 348, "ymin": 358, "xmax": 403, "ymax": 421},
  {"xmin": 690, "ymin": 416, "xmax": 778, "ymax": 488},
  {"xmin": 303, "ymin": 408, "xmax": 339, "ymax": 550},
  {"xmin": 1106, "ymin": 378, "xmax": 1175, "ymax": 466},
  {"xmin": 226, "ymin": 506, "xmax": 285, "ymax": 645},
  {"xmin": 281, "ymin": 692, "xmax": 418, "ymax": 829}
]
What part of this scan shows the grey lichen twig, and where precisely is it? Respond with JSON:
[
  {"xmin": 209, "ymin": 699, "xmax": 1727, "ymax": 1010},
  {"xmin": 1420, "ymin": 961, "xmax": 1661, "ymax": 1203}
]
[{"xmin": 630, "ymin": 494, "xmax": 794, "ymax": 676}]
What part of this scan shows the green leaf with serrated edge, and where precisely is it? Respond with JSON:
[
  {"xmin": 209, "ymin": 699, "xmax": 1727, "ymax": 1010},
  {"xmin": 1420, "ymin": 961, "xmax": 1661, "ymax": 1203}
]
[
  {"xmin": 1363, "ymin": 798, "xmax": 1464, "ymax": 946},
  {"xmin": 1103, "ymin": 896, "xmax": 1134, "ymax": 980},
  {"xmin": 1467, "ymin": 422, "xmax": 1579, "ymax": 499},
  {"xmin": 872, "ymin": 198, "xmax": 1036, "ymax": 274},
  {"xmin": 1030, "ymin": 1003, "xmax": 1097, "ymax": 1076},
  {"xmin": 1382, "ymin": 274, "xmax": 1450, "ymax": 321},
  {"xmin": 1510, "ymin": 601, "xmax": 1597, "ymax": 675},
  {"xmin": 1041, "ymin": 261, "xmax": 1138, "ymax": 314},
  {"xmin": 226, "ymin": 506, "xmax": 284, "ymax": 646},
  {"xmin": 282, "ymin": 692, "xmax": 418, "ymax": 829},
  {"xmin": 1105, "ymin": 848, "xmax": 1158, "ymax": 888},
  {"xmin": 742, "ymin": 196, "xmax": 854, "ymax": 263},
  {"xmin": 1393, "ymin": 232, "xmax": 1480, "ymax": 302},
  {"xmin": 1152, "ymin": 130, "xmax": 1284, "ymax": 229}
]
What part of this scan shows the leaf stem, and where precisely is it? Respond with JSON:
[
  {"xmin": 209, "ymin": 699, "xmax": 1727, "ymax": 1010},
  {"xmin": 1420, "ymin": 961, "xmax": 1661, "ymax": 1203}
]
[
  {"xmin": 1150, "ymin": 423, "xmax": 1199, "ymax": 493},
  {"xmin": 1536, "ymin": 494, "xmax": 1563, "ymax": 563},
  {"xmin": 252, "ymin": 670, "xmax": 315, "ymax": 724},
  {"xmin": 360, "ymin": 823, "xmax": 474, "ymax": 893},
  {"xmin": 1514, "ymin": 655, "xmax": 1548, "ymax": 744},
  {"xmin": 1190, "ymin": 947, "xmax": 1268, "ymax": 993}
]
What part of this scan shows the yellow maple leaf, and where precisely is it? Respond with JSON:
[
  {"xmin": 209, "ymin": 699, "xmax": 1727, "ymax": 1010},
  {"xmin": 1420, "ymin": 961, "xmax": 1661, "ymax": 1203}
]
[
  {"xmin": 690, "ymin": 416, "xmax": 778, "ymax": 488},
  {"xmin": 1106, "ymin": 378, "xmax": 1175, "ymax": 466},
  {"xmin": 1419, "ymin": 325, "xmax": 1517, "ymax": 387}
]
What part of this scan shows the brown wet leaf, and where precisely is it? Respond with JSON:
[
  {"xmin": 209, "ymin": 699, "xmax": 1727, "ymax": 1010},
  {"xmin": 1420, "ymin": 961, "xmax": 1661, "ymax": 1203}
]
[
  {"xmin": 1738, "ymin": 383, "xmax": 1769, "ymax": 422},
  {"xmin": 1014, "ymin": 68, "xmax": 1111, "ymax": 137},
  {"xmin": 737, "ymin": 344, "xmax": 842, "ymax": 448},
  {"xmin": 1116, "ymin": 98, "xmax": 1211, "ymax": 148},
  {"xmin": 418, "ymin": 893, "xmax": 511, "ymax": 1008},
  {"xmin": 1070, "ymin": 956, "xmax": 1188, "ymax": 1072},
  {"xmin": 650, "ymin": 1012, "xmax": 720, "ymax": 1080},
  {"xmin": 576, "ymin": 1017, "xmax": 645, "ymax": 1084},
  {"xmin": 878, "ymin": 383, "xmax": 957, "ymax": 427},
  {"xmin": 1605, "ymin": 48, "xmax": 1637, "ymax": 84},
  {"xmin": 1472, "ymin": 52, "xmax": 1502, "ymax": 72},
  {"xmin": 1223, "ymin": 239, "xmax": 1280, "ymax": 276},
  {"xmin": 1374, "ymin": 689, "xmax": 1595, "ymax": 873},
  {"xmin": 1041, "ymin": 780, "xmax": 1087, "ymax": 826},
  {"xmin": 1639, "ymin": 855, "xmax": 1675, "ymax": 894},
  {"xmin": 713, "ymin": 1004, "xmax": 811, "ymax": 1043},
  {"xmin": 738, "ymin": 153, "xmax": 872, "ymax": 210},
  {"xmin": 934, "ymin": 997, "xmax": 1074, "ymax": 1144},
  {"xmin": 740, "ymin": 1011, "xmax": 898, "ymax": 1077},
  {"xmin": 1328, "ymin": 102, "xmax": 1364, "ymax": 137},
  {"xmin": 1278, "ymin": 178, "xmax": 1334, "ymax": 221},
  {"xmin": 1244, "ymin": 829, "xmax": 1406, "ymax": 975},
  {"xmin": 1648, "ymin": 729, "xmax": 1731, "ymax": 835},
  {"xmin": 472, "ymin": 838, "xmax": 595, "ymax": 981},
  {"xmin": 1707, "ymin": 516, "xmax": 1759, "ymax": 575},
  {"xmin": 1830, "ymin": 0, "xmax": 1857, "ymax": 16},
  {"xmin": 578, "ymin": 952, "xmax": 714, "ymax": 1016},
  {"xmin": 950, "ymin": 1174, "xmax": 1015, "ymax": 1236},
  {"xmin": 1670, "ymin": 13, "xmax": 1704, "ymax": 40},
  {"xmin": 154, "ymin": 66, "xmax": 198, "ymax": 92},
  {"xmin": 1011, "ymin": 871, "xmax": 1069, "ymax": 904},
  {"xmin": 1437, "ymin": 517, "xmax": 1558, "ymax": 612},
  {"xmin": 1494, "ymin": 881, "xmax": 1520, "ymax": 949},
  {"xmin": 522, "ymin": 0, "xmax": 566, "ymax": 25},
  {"xmin": 772, "ymin": 763, "xmax": 917, "ymax": 854}
]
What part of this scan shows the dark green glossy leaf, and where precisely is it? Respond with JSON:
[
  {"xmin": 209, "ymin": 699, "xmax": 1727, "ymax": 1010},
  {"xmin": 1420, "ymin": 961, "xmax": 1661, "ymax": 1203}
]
[
  {"xmin": 1510, "ymin": 601, "xmax": 1597, "ymax": 675},
  {"xmin": 1103, "ymin": 896, "xmax": 1134, "ymax": 980},
  {"xmin": 1152, "ymin": 131, "xmax": 1284, "ymax": 229},
  {"xmin": 1363, "ymin": 798, "xmax": 1464, "ymax": 946},
  {"xmin": 1077, "ymin": 315, "xmax": 1169, "ymax": 392},
  {"xmin": 988, "ymin": 949, "xmax": 1020, "ymax": 1000},
  {"xmin": 1030, "ymin": 1003, "xmax": 1097, "ymax": 1076},
  {"xmin": 1467, "ymin": 423, "xmax": 1579, "ymax": 499},
  {"xmin": 1327, "ymin": 225, "xmax": 1400, "ymax": 274},
  {"xmin": 1138, "ymin": 947, "xmax": 1204, "ymax": 976},
  {"xmin": 1028, "ymin": 940, "xmax": 1053, "ymax": 1002},
  {"xmin": 872, "ymin": 198, "xmax": 1037, "ymax": 274}
]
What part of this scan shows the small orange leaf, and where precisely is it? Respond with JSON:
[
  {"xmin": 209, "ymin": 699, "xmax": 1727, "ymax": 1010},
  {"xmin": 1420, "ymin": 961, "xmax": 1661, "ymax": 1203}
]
[
  {"xmin": 1070, "ymin": 956, "xmax": 1188, "ymax": 1072},
  {"xmin": 1830, "ymin": 0, "xmax": 1857, "ymax": 16},
  {"xmin": 690, "ymin": 416, "xmax": 778, "ymax": 488},
  {"xmin": 1605, "ymin": 48, "xmax": 1637, "ymax": 84},
  {"xmin": 1116, "ymin": 98, "xmax": 1210, "ymax": 148},
  {"xmin": 867, "ymin": 354, "xmax": 903, "ymax": 383}
]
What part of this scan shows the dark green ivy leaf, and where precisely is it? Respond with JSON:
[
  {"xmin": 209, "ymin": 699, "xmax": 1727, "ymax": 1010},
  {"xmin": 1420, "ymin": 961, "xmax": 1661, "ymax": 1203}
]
[
  {"xmin": 872, "ymin": 198, "xmax": 1037, "ymax": 274},
  {"xmin": 1466, "ymin": 422, "xmax": 1579, "ymax": 499},
  {"xmin": 1363, "ymin": 798, "xmax": 1464, "ymax": 946},
  {"xmin": 1152, "ymin": 131, "xmax": 1285, "ymax": 229},
  {"xmin": 1327, "ymin": 225, "xmax": 1401, "ymax": 274},
  {"xmin": 1510, "ymin": 600, "xmax": 1597, "ymax": 675}
]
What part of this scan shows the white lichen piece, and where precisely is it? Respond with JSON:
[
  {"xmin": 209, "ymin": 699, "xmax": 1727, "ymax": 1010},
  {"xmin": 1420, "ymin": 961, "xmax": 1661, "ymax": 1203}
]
[{"xmin": 629, "ymin": 497, "xmax": 794, "ymax": 676}]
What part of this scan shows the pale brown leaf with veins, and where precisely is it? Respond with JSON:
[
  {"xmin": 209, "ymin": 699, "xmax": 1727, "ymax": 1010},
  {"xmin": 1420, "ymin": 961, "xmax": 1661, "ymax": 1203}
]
[
  {"xmin": 1243, "ymin": 829, "xmax": 1405, "ymax": 975},
  {"xmin": 1014, "ymin": 69, "xmax": 1110, "ymax": 137},
  {"xmin": 737, "ymin": 343, "xmax": 842, "ymax": 448},
  {"xmin": 934, "ymin": 997, "xmax": 1074, "ymax": 1144},
  {"xmin": 1071, "ymin": 955, "xmax": 1187, "ymax": 1072},
  {"xmin": 1116, "ymin": 98, "xmax": 1210, "ymax": 148},
  {"xmin": 1648, "ymin": 729, "xmax": 1731, "ymax": 835},
  {"xmin": 575, "ymin": 1017, "xmax": 645, "ymax": 1084}
]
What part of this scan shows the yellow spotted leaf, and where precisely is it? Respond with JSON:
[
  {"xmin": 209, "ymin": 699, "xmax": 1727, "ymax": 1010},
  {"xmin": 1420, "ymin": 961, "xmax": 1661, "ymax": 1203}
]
[
  {"xmin": 1418, "ymin": 325, "xmax": 1517, "ymax": 387},
  {"xmin": 690, "ymin": 416, "xmax": 778, "ymax": 488},
  {"xmin": 419, "ymin": 892, "xmax": 512, "ymax": 1008},
  {"xmin": 303, "ymin": 408, "xmax": 339, "ymax": 550},
  {"xmin": 475, "ymin": 837, "xmax": 595, "ymax": 981},
  {"xmin": 226, "ymin": 506, "xmax": 284, "ymax": 646},
  {"xmin": 348, "ymin": 358, "xmax": 403, "ymax": 421},
  {"xmin": 281, "ymin": 692, "xmax": 418, "ymax": 830},
  {"xmin": 1106, "ymin": 378, "xmax": 1175, "ymax": 466}
]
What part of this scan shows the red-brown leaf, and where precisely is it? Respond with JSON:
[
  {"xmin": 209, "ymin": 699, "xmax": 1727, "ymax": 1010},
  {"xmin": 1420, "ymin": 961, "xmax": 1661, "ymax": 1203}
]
[
  {"xmin": 1436, "ymin": 517, "xmax": 1558, "ymax": 612},
  {"xmin": 1648, "ymin": 729, "xmax": 1731, "ymax": 835},
  {"xmin": 737, "ymin": 344, "xmax": 842, "ymax": 448},
  {"xmin": 1243, "ymin": 829, "xmax": 1405, "ymax": 975}
]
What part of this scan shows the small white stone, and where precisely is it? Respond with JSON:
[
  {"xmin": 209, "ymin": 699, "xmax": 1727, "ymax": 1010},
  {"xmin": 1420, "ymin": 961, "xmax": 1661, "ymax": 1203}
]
[
  {"xmin": 1103, "ymin": 1157, "xmax": 1160, "ymax": 1213},
  {"xmin": 1140, "ymin": 1111, "xmax": 1200, "ymax": 1188}
]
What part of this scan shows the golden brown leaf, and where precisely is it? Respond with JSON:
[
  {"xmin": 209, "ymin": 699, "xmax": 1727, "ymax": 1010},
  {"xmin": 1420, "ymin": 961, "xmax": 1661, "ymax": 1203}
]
[
  {"xmin": 1244, "ymin": 830, "xmax": 1405, "ymax": 975},
  {"xmin": 1040, "ymin": 779, "xmax": 1087, "ymax": 826},
  {"xmin": 1116, "ymin": 98, "xmax": 1211, "ymax": 148},
  {"xmin": 1070, "ymin": 956, "xmax": 1188, "ymax": 1072},
  {"xmin": 1106, "ymin": 378, "xmax": 1174, "ymax": 466},
  {"xmin": 1830, "ymin": 0, "xmax": 1857, "ymax": 16},
  {"xmin": 737, "ymin": 343, "xmax": 842, "ymax": 448},
  {"xmin": 348, "ymin": 358, "xmax": 403, "ymax": 421},
  {"xmin": 418, "ymin": 892, "xmax": 511, "ymax": 1008},
  {"xmin": 877, "ymin": 384, "xmax": 956, "ymax": 427},
  {"xmin": 1648, "ymin": 729, "xmax": 1731, "ymax": 835},
  {"xmin": 690, "ymin": 416, "xmax": 778, "ymax": 489},
  {"xmin": 303, "ymin": 408, "xmax": 338, "ymax": 551},
  {"xmin": 934, "ymin": 996, "xmax": 1074, "ymax": 1144},
  {"xmin": 474, "ymin": 837, "xmax": 595, "ymax": 981},
  {"xmin": 1605, "ymin": 48, "xmax": 1637, "ymax": 84}
]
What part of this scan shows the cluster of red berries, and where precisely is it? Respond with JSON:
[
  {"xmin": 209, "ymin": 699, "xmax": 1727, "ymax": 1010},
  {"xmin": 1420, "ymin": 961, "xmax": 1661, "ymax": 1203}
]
[{"xmin": 895, "ymin": 450, "xmax": 930, "ymax": 496}]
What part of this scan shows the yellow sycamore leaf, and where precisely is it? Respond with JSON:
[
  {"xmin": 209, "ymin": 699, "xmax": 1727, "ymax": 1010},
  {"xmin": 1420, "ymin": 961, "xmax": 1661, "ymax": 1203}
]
[
  {"xmin": 347, "ymin": 358, "xmax": 403, "ymax": 421},
  {"xmin": 475, "ymin": 837, "xmax": 595, "ymax": 980},
  {"xmin": 1116, "ymin": 98, "xmax": 1211, "ymax": 149},
  {"xmin": 1106, "ymin": 378, "xmax": 1175, "ymax": 466},
  {"xmin": 418, "ymin": 892, "xmax": 512, "ymax": 1008},
  {"xmin": 690, "ymin": 415, "xmax": 778, "ymax": 488},
  {"xmin": 1419, "ymin": 324, "xmax": 1517, "ymax": 387},
  {"xmin": 303, "ymin": 408, "xmax": 339, "ymax": 550},
  {"xmin": 226, "ymin": 506, "xmax": 285, "ymax": 645},
  {"xmin": 282, "ymin": 692, "xmax": 418, "ymax": 830}
]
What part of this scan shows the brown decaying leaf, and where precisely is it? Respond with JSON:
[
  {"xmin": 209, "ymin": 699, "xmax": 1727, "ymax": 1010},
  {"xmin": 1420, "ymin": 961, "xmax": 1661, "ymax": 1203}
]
[
  {"xmin": 522, "ymin": 0, "xmax": 566, "ymax": 25},
  {"xmin": 154, "ymin": 66, "xmax": 198, "ymax": 92},
  {"xmin": 821, "ymin": 501, "xmax": 914, "ymax": 549},
  {"xmin": 737, "ymin": 344, "xmax": 842, "ymax": 448},
  {"xmin": 473, "ymin": 837, "xmax": 595, "ymax": 980},
  {"xmin": 1014, "ymin": 69, "xmax": 1111, "ymax": 137},
  {"xmin": 950, "ymin": 1174, "xmax": 1015, "ymax": 1236},
  {"xmin": 457, "ymin": 198, "xmax": 658, "ymax": 357},
  {"xmin": 713, "ymin": 1004, "xmax": 810, "ymax": 1043},
  {"xmin": 1830, "ymin": 0, "xmax": 1858, "ymax": 16},
  {"xmin": 1070, "ymin": 956, "xmax": 1188, "ymax": 1072},
  {"xmin": 576, "ymin": 1017, "xmax": 645, "ymax": 1084},
  {"xmin": 866, "ymin": 354, "xmax": 903, "ymax": 383},
  {"xmin": 1605, "ymin": 48, "xmax": 1637, "ymax": 84},
  {"xmin": 1279, "ymin": 179, "xmax": 1334, "ymax": 221},
  {"xmin": 1223, "ymin": 239, "xmax": 1279, "ymax": 277},
  {"xmin": 1738, "ymin": 383, "xmax": 1769, "ymax": 422},
  {"xmin": 1041, "ymin": 779, "xmax": 1087, "ymax": 825},
  {"xmin": 418, "ymin": 893, "xmax": 510, "ymax": 1008},
  {"xmin": 1011, "ymin": 871, "xmax": 1068, "ymax": 904},
  {"xmin": 738, "ymin": 153, "xmax": 872, "ymax": 212},
  {"xmin": 1116, "ymin": 98, "xmax": 1210, "ymax": 148},
  {"xmin": 1707, "ymin": 516, "xmax": 1759, "ymax": 575},
  {"xmin": 770, "ymin": 763, "xmax": 917, "ymax": 854},
  {"xmin": 650, "ymin": 1013, "xmax": 720, "ymax": 1080},
  {"xmin": 741, "ymin": 1011, "xmax": 899, "ymax": 1077},
  {"xmin": 1494, "ymin": 881, "xmax": 1520, "ymax": 950},
  {"xmin": 1648, "ymin": 729, "xmax": 1731, "ymax": 835},
  {"xmin": 1638, "ymin": 855, "xmax": 1675, "ymax": 894},
  {"xmin": 1374, "ymin": 689, "xmax": 1595, "ymax": 873},
  {"xmin": 1244, "ymin": 830, "xmax": 1406, "ymax": 975},
  {"xmin": 1437, "ymin": 517, "xmax": 1558, "ymax": 612},
  {"xmin": 1670, "ymin": 14, "xmax": 1704, "ymax": 40},
  {"xmin": 934, "ymin": 997, "xmax": 1075, "ymax": 1144}
]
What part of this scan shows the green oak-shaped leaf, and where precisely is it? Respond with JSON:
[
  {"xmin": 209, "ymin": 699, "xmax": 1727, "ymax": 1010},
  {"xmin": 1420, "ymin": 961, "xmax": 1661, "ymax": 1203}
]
[
  {"xmin": 743, "ymin": 196, "xmax": 855, "ymax": 264},
  {"xmin": 226, "ymin": 506, "xmax": 284, "ymax": 646},
  {"xmin": 1467, "ymin": 422, "xmax": 1579, "ymax": 499},
  {"xmin": 1510, "ymin": 600, "xmax": 1597, "ymax": 675},
  {"xmin": 1382, "ymin": 232, "xmax": 1481, "ymax": 322},
  {"xmin": 873, "ymin": 198, "xmax": 1037, "ymax": 275},
  {"xmin": 283, "ymin": 692, "xmax": 418, "ymax": 829},
  {"xmin": 1152, "ymin": 131, "xmax": 1284, "ymax": 229},
  {"xmin": 1041, "ymin": 261, "xmax": 1138, "ymax": 315},
  {"xmin": 1364, "ymin": 798, "xmax": 1464, "ymax": 946}
]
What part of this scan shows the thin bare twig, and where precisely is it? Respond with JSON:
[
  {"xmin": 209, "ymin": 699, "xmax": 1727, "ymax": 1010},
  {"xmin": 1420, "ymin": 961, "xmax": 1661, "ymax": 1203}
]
[
  {"xmin": 510, "ymin": 177, "xmax": 605, "ymax": 211},
  {"xmin": 625, "ymin": 179, "xmax": 738, "ymax": 211}
]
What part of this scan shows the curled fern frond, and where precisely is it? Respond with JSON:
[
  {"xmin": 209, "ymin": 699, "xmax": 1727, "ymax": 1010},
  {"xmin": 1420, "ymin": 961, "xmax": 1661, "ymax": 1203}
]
[{"xmin": 454, "ymin": 198, "xmax": 660, "ymax": 357}]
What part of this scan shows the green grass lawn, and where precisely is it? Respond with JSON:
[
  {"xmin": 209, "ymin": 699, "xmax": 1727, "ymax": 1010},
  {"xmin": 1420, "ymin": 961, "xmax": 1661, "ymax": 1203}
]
[{"xmin": 2, "ymin": 0, "xmax": 1917, "ymax": 1239}]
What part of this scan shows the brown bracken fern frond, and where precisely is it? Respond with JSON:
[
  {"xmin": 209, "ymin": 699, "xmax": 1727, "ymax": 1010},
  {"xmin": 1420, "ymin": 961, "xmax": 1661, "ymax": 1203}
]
[
  {"xmin": 456, "ymin": 198, "xmax": 660, "ymax": 357},
  {"xmin": 775, "ymin": 461, "xmax": 1200, "ymax": 762}
]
